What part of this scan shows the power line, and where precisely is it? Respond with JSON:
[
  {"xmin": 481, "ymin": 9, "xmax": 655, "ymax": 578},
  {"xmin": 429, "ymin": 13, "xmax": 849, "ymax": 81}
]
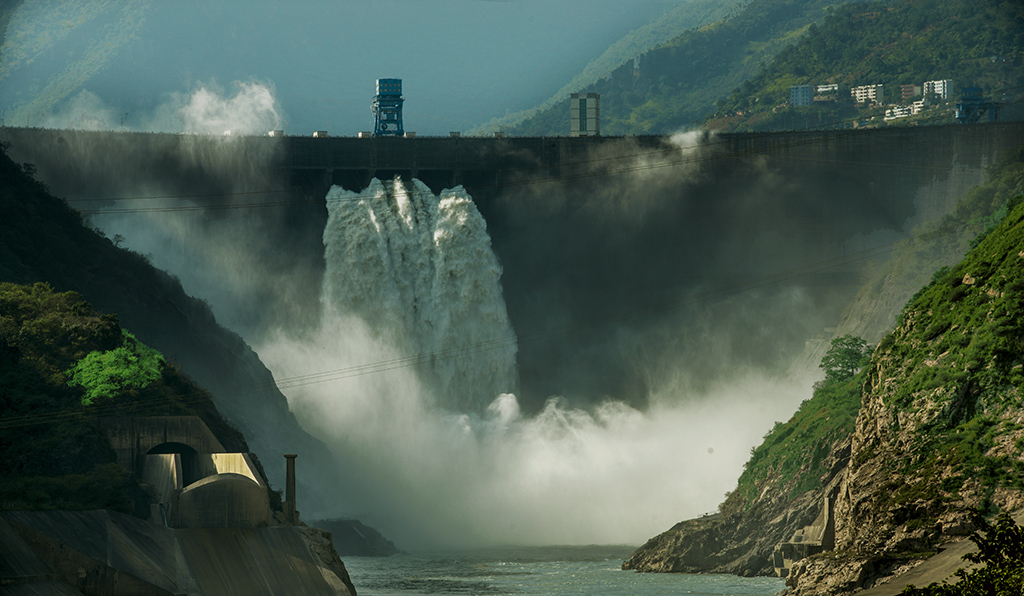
[{"xmin": 0, "ymin": 222, "xmax": 970, "ymax": 430}]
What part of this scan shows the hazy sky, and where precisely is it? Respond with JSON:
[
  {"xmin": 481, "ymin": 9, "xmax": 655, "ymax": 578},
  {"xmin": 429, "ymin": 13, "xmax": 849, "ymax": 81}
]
[{"xmin": 1, "ymin": 0, "xmax": 683, "ymax": 134}]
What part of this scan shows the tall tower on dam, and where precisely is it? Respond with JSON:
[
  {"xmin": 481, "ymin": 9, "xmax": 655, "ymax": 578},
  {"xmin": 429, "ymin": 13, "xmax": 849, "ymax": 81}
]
[
  {"xmin": 372, "ymin": 78, "xmax": 405, "ymax": 137},
  {"xmin": 570, "ymin": 92, "xmax": 600, "ymax": 137}
]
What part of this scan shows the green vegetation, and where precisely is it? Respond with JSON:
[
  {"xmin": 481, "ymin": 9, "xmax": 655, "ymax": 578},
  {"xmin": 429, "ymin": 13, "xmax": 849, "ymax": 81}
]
[
  {"xmin": 725, "ymin": 148, "xmax": 1024, "ymax": 516},
  {"xmin": 0, "ymin": 143, "xmax": 290, "ymax": 517},
  {"xmin": 509, "ymin": 0, "xmax": 1021, "ymax": 134},
  {"xmin": 0, "ymin": 281, "xmax": 248, "ymax": 512},
  {"xmin": 865, "ymin": 195, "xmax": 1024, "ymax": 521},
  {"xmin": 67, "ymin": 330, "xmax": 166, "ymax": 406},
  {"xmin": 709, "ymin": 0, "xmax": 1024, "ymax": 131},
  {"xmin": 886, "ymin": 193, "xmax": 1024, "ymax": 412},
  {"xmin": 730, "ymin": 347, "xmax": 865, "ymax": 508},
  {"xmin": 900, "ymin": 511, "xmax": 1024, "ymax": 595},
  {"xmin": 509, "ymin": 0, "xmax": 847, "ymax": 135},
  {"xmin": 819, "ymin": 334, "xmax": 870, "ymax": 384},
  {"xmin": 472, "ymin": 0, "xmax": 745, "ymax": 134},
  {"xmin": 0, "ymin": 245, "xmax": 257, "ymax": 514}
]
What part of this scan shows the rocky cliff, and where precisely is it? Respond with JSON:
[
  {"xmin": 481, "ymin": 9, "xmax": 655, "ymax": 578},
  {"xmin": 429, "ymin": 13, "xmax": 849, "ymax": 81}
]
[
  {"xmin": 624, "ymin": 148, "xmax": 1024, "ymax": 584},
  {"xmin": 785, "ymin": 195, "xmax": 1024, "ymax": 593}
]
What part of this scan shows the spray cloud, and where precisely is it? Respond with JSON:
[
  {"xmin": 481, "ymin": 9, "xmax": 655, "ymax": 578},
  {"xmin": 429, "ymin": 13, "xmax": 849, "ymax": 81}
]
[{"xmin": 256, "ymin": 154, "xmax": 822, "ymax": 548}]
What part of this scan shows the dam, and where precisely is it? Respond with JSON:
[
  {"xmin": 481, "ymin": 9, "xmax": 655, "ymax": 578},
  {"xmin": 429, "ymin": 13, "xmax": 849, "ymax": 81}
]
[
  {"xmin": 2, "ymin": 122, "xmax": 1023, "ymax": 551},
  {"xmin": 2, "ymin": 122, "xmax": 1022, "ymax": 410},
  {"xmin": 2, "ymin": 124, "xmax": 1020, "ymax": 200}
]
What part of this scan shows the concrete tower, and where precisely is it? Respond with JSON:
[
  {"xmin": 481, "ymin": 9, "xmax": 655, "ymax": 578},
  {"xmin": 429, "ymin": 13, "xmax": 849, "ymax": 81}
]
[{"xmin": 570, "ymin": 93, "xmax": 600, "ymax": 137}]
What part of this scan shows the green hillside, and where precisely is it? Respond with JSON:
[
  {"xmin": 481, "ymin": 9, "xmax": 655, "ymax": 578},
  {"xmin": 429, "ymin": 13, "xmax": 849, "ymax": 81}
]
[
  {"xmin": 508, "ymin": 0, "xmax": 853, "ymax": 135},
  {"xmin": 0, "ymin": 144, "xmax": 264, "ymax": 514},
  {"xmin": 0, "ymin": 282, "xmax": 249, "ymax": 512},
  {"xmin": 623, "ymin": 144, "xmax": 1024, "ymax": 576},
  {"xmin": 708, "ymin": 0, "xmax": 1024, "ymax": 131},
  {"xmin": 508, "ymin": 0, "xmax": 1022, "ymax": 136},
  {"xmin": 470, "ymin": 0, "xmax": 746, "ymax": 134}
]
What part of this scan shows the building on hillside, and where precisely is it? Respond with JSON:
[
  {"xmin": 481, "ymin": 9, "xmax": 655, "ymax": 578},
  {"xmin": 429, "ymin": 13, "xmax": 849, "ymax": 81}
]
[
  {"xmin": 901, "ymin": 84, "xmax": 922, "ymax": 100},
  {"xmin": 570, "ymin": 93, "xmax": 600, "ymax": 137},
  {"xmin": 884, "ymin": 105, "xmax": 912, "ymax": 121},
  {"xmin": 790, "ymin": 85, "xmax": 813, "ymax": 106},
  {"xmin": 815, "ymin": 83, "xmax": 838, "ymax": 95},
  {"xmin": 924, "ymin": 79, "xmax": 953, "ymax": 100},
  {"xmin": 851, "ymin": 84, "xmax": 885, "ymax": 104},
  {"xmin": 912, "ymin": 99, "xmax": 927, "ymax": 114}
]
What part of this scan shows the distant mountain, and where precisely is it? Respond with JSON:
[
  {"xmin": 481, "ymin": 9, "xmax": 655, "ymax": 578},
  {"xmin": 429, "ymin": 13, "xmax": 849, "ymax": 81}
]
[
  {"xmin": 507, "ymin": 0, "xmax": 861, "ymax": 135},
  {"xmin": 470, "ymin": 0, "xmax": 747, "ymax": 135},
  {"xmin": 706, "ymin": 0, "xmax": 1024, "ymax": 131}
]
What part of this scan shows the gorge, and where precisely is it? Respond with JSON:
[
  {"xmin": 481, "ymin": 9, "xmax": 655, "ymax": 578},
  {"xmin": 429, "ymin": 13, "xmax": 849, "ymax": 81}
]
[{"xmin": 2, "ymin": 123, "xmax": 1021, "ymax": 551}]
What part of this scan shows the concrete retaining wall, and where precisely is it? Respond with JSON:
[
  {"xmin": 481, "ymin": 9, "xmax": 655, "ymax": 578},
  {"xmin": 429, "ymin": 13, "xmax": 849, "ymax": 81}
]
[{"xmin": 0, "ymin": 511, "xmax": 352, "ymax": 596}]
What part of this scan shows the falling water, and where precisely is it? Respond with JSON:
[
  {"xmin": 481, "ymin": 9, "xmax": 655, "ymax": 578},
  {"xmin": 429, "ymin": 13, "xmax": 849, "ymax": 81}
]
[
  {"xmin": 322, "ymin": 177, "xmax": 517, "ymax": 412},
  {"xmin": 259, "ymin": 175, "xmax": 810, "ymax": 548}
]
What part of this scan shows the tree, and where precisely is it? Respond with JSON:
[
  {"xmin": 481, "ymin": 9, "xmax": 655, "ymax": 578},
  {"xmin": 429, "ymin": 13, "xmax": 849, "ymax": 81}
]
[
  {"xmin": 899, "ymin": 510, "xmax": 1024, "ymax": 595},
  {"xmin": 66, "ymin": 330, "xmax": 165, "ymax": 406},
  {"xmin": 819, "ymin": 334, "xmax": 869, "ymax": 383}
]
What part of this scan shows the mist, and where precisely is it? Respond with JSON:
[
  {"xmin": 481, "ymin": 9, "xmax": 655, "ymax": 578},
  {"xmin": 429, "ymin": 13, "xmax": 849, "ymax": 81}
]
[
  {"xmin": 245, "ymin": 133, "xmax": 840, "ymax": 548},
  {"xmin": 12, "ymin": 90, "xmax": 915, "ymax": 549},
  {"xmin": 260, "ymin": 313, "xmax": 814, "ymax": 547},
  {"xmin": 41, "ymin": 81, "xmax": 284, "ymax": 135},
  {"xmin": 2, "ymin": 0, "xmax": 674, "ymax": 135}
]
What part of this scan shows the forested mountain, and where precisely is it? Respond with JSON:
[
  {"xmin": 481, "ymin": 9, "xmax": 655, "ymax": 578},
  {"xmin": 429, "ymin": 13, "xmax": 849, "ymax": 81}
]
[
  {"xmin": 508, "ymin": 0, "xmax": 858, "ymax": 135},
  {"xmin": 708, "ymin": 0, "xmax": 1024, "ymax": 131},
  {"xmin": 0, "ymin": 282, "xmax": 254, "ymax": 513},
  {"xmin": 508, "ymin": 0, "xmax": 1022, "ymax": 135},
  {"xmin": 470, "ymin": 0, "xmax": 746, "ymax": 134},
  {"xmin": 0, "ymin": 142, "xmax": 344, "ymax": 510}
]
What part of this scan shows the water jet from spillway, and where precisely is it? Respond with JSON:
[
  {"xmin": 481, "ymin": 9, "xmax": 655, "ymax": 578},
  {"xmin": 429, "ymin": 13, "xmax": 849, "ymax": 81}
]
[{"xmin": 258, "ymin": 177, "xmax": 811, "ymax": 549}]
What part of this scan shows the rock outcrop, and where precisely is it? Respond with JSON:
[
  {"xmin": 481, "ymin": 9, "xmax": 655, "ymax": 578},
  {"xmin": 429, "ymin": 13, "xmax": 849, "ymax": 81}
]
[
  {"xmin": 624, "ymin": 431, "xmax": 851, "ymax": 576},
  {"xmin": 784, "ymin": 198, "xmax": 1024, "ymax": 594},
  {"xmin": 625, "ymin": 188, "xmax": 1024, "ymax": 590}
]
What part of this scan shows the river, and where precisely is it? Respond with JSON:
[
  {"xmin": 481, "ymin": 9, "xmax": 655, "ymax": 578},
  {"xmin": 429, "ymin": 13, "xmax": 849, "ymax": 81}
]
[{"xmin": 343, "ymin": 546, "xmax": 785, "ymax": 596}]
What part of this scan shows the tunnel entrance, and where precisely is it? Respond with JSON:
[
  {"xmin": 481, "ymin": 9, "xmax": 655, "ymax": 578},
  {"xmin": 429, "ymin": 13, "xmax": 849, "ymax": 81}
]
[{"xmin": 148, "ymin": 442, "xmax": 200, "ymax": 485}]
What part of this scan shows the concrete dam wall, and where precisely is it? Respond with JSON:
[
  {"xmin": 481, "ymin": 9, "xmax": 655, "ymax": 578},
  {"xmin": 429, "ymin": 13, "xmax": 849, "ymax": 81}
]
[
  {"xmin": 0, "ymin": 510, "xmax": 354, "ymax": 595},
  {"xmin": 1, "ymin": 123, "xmax": 1021, "ymax": 411}
]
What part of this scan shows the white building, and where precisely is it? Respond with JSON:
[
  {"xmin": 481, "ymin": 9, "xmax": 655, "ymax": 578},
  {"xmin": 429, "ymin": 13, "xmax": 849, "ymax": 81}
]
[
  {"xmin": 790, "ymin": 85, "xmax": 813, "ymax": 106},
  {"xmin": 816, "ymin": 83, "xmax": 839, "ymax": 94},
  {"xmin": 570, "ymin": 93, "xmax": 600, "ymax": 137},
  {"xmin": 884, "ymin": 105, "xmax": 912, "ymax": 121},
  {"xmin": 851, "ymin": 84, "xmax": 885, "ymax": 104},
  {"xmin": 923, "ymin": 79, "xmax": 953, "ymax": 100}
]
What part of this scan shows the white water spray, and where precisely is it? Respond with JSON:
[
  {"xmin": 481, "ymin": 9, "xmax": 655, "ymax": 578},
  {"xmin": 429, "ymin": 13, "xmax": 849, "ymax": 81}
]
[
  {"xmin": 259, "ymin": 177, "xmax": 812, "ymax": 548},
  {"xmin": 322, "ymin": 178, "xmax": 517, "ymax": 411}
]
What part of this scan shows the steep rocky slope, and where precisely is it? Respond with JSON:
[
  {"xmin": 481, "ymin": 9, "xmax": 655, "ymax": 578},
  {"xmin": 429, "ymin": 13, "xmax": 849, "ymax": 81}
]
[
  {"xmin": 785, "ymin": 195, "xmax": 1024, "ymax": 593},
  {"xmin": 624, "ymin": 149, "xmax": 1024, "ymax": 581},
  {"xmin": 0, "ymin": 142, "xmax": 343, "ymax": 511}
]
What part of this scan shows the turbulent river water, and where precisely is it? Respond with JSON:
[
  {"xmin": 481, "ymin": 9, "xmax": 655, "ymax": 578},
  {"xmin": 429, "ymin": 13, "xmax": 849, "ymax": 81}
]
[{"xmin": 343, "ymin": 546, "xmax": 785, "ymax": 596}]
